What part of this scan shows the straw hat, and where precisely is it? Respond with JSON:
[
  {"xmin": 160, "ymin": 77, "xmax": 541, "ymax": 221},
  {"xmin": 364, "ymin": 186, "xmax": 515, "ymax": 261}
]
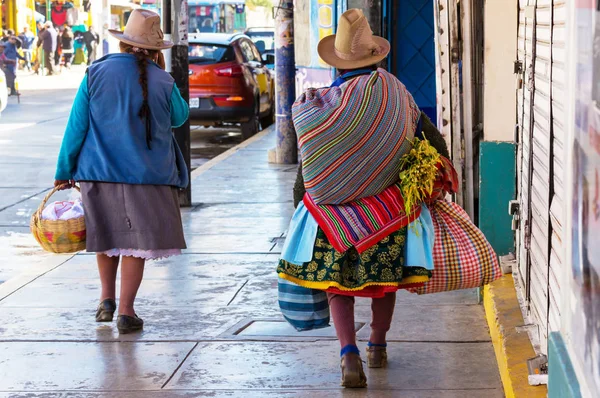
[
  {"xmin": 318, "ymin": 9, "xmax": 390, "ymax": 69},
  {"xmin": 108, "ymin": 9, "xmax": 173, "ymax": 50}
]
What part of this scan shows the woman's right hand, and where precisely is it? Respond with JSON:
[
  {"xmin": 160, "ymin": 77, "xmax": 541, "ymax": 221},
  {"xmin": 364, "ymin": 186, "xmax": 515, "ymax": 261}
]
[{"xmin": 54, "ymin": 180, "xmax": 76, "ymax": 191}]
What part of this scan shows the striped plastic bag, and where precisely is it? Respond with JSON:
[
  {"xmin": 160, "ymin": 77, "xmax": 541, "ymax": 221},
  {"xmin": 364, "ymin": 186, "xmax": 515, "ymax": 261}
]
[
  {"xmin": 410, "ymin": 200, "xmax": 502, "ymax": 294},
  {"xmin": 278, "ymin": 277, "xmax": 330, "ymax": 331}
]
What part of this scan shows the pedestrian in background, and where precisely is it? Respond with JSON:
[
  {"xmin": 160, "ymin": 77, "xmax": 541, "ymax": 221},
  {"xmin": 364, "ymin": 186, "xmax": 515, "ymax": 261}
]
[
  {"xmin": 1, "ymin": 36, "xmax": 26, "ymax": 95},
  {"xmin": 18, "ymin": 26, "xmax": 35, "ymax": 71},
  {"xmin": 83, "ymin": 26, "xmax": 99, "ymax": 65},
  {"xmin": 55, "ymin": 26, "xmax": 63, "ymax": 66},
  {"xmin": 37, "ymin": 21, "xmax": 57, "ymax": 75},
  {"xmin": 60, "ymin": 26, "xmax": 74, "ymax": 68},
  {"xmin": 0, "ymin": 42, "xmax": 17, "ymax": 95},
  {"xmin": 54, "ymin": 9, "xmax": 189, "ymax": 334}
]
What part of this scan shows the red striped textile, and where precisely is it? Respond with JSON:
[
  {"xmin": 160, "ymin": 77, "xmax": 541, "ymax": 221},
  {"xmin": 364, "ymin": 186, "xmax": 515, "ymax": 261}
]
[
  {"xmin": 303, "ymin": 184, "xmax": 421, "ymax": 253},
  {"xmin": 303, "ymin": 156, "xmax": 458, "ymax": 254}
]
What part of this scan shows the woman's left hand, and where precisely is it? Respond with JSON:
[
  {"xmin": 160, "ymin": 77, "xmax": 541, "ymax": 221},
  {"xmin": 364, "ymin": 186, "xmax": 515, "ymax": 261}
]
[{"xmin": 54, "ymin": 180, "xmax": 76, "ymax": 190}]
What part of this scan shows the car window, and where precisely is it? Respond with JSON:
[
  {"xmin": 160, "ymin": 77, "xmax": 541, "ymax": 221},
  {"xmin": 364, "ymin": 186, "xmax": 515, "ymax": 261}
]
[
  {"xmin": 250, "ymin": 42, "xmax": 262, "ymax": 61},
  {"xmin": 247, "ymin": 32, "xmax": 274, "ymax": 53},
  {"xmin": 188, "ymin": 44, "xmax": 235, "ymax": 65},
  {"xmin": 239, "ymin": 40, "xmax": 260, "ymax": 63}
]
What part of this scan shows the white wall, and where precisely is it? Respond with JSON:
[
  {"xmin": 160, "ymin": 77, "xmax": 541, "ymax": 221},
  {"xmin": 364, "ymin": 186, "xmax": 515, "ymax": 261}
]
[{"xmin": 483, "ymin": 0, "xmax": 518, "ymax": 142}]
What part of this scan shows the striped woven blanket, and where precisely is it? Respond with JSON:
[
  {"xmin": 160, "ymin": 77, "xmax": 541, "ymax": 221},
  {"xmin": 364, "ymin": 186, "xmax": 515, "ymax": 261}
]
[
  {"xmin": 303, "ymin": 156, "xmax": 458, "ymax": 254},
  {"xmin": 292, "ymin": 69, "xmax": 420, "ymax": 205}
]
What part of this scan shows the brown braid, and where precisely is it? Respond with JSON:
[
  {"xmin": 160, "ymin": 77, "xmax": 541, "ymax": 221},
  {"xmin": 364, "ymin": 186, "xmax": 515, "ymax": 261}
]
[{"xmin": 119, "ymin": 42, "xmax": 161, "ymax": 150}]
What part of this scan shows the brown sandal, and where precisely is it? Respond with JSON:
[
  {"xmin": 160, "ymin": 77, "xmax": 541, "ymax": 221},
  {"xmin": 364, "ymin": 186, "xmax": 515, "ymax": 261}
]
[
  {"xmin": 366, "ymin": 345, "xmax": 388, "ymax": 368},
  {"xmin": 340, "ymin": 352, "xmax": 367, "ymax": 388}
]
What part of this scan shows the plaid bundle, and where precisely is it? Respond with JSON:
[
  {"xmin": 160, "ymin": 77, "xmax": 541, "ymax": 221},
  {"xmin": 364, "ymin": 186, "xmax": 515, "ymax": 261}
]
[{"xmin": 410, "ymin": 200, "xmax": 502, "ymax": 294}]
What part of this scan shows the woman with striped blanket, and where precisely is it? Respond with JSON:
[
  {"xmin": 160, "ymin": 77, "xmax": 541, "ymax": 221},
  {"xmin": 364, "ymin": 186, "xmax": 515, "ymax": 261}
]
[{"xmin": 277, "ymin": 9, "xmax": 452, "ymax": 388}]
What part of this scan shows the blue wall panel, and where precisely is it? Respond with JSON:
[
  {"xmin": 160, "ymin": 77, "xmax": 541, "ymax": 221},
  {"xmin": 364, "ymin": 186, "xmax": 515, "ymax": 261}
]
[{"xmin": 393, "ymin": 0, "xmax": 436, "ymax": 124}]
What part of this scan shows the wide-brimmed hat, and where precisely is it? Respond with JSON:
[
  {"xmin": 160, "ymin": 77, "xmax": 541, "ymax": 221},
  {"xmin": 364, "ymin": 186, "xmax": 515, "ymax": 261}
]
[
  {"xmin": 109, "ymin": 9, "xmax": 173, "ymax": 50},
  {"xmin": 318, "ymin": 9, "xmax": 390, "ymax": 69}
]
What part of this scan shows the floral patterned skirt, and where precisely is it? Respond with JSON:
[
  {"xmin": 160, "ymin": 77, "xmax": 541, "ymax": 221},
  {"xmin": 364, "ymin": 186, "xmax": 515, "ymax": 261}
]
[{"xmin": 277, "ymin": 227, "xmax": 432, "ymax": 297}]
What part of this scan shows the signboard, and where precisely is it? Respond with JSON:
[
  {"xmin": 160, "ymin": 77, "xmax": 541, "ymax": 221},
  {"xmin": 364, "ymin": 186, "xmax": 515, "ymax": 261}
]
[{"xmin": 570, "ymin": 0, "xmax": 600, "ymax": 392}]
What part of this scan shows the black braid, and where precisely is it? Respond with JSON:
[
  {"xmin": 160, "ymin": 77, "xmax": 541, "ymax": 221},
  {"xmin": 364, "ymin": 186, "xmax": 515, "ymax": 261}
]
[{"xmin": 133, "ymin": 51, "xmax": 152, "ymax": 150}]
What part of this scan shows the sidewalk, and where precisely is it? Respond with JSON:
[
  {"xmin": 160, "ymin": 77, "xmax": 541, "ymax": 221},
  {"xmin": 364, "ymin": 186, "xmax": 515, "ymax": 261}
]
[{"xmin": 0, "ymin": 126, "xmax": 504, "ymax": 397}]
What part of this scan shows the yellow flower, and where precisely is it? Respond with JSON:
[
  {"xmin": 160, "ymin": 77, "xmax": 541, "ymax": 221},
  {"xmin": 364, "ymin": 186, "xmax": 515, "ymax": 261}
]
[
  {"xmin": 394, "ymin": 235, "xmax": 406, "ymax": 245},
  {"xmin": 357, "ymin": 265, "xmax": 367, "ymax": 281},
  {"xmin": 381, "ymin": 268, "xmax": 394, "ymax": 281},
  {"xmin": 360, "ymin": 252, "xmax": 372, "ymax": 262},
  {"xmin": 317, "ymin": 269, "xmax": 327, "ymax": 281},
  {"xmin": 314, "ymin": 252, "xmax": 324, "ymax": 260},
  {"xmin": 389, "ymin": 244, "xmax": 401, "ymax": 259},
  {"xmin": 306, "ymin": 273, "xmax": 315, "ymax": 281},
  {"xmin": 332, "ymin": 263, "xmax": 341, "ymax": 271},
  {"xmin": 323, "ymin": 252, "xmax": 334, "ymax": 266},
  {"xmin": 378, "ymin": 252, "xmax": 392, "ymax": 266},
  {"xmin": 306, "ymin": 261, "xmax": 318, "ymax": 273}
]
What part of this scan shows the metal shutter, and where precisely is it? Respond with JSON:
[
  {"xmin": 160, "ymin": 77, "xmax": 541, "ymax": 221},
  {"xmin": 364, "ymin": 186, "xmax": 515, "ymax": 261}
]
[
  {"xmin": 548, "ymin": 0, "xmax": 567, "ymax": 335},
  {"xmin": 516, "ymin": 0, "xmax": 567, "ymax": 354},
  {"xmin": 517, "ymin": 0, "xmax": 551, "ymax": 354}
]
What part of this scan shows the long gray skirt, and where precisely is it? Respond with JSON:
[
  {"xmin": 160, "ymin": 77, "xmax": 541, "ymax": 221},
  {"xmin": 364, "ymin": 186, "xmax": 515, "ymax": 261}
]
[{"xmin": 80, "ymin": 182, "xmax": 187, "ymax": 253}]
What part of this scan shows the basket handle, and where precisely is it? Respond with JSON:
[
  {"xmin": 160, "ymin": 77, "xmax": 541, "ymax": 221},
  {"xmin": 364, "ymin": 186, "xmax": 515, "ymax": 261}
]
[{"xmin": 33, "ymin": 184, "xmax": 81, "ymax": 221}]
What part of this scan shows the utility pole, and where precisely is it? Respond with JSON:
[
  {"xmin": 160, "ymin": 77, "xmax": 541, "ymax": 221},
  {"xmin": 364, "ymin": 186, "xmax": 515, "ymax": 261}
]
[
  {"xmin": 163, "ymin": 0, "xmax": 191, "ymax": 206},
  {"xmin": 270, "ymin": 1, "xmax": 297, "ymax": 164}
]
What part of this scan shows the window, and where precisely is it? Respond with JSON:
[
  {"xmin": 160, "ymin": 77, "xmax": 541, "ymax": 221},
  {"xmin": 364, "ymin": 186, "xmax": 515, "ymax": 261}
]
[
  {"xmin": 239, "ymin": 40, "xmax": 260, "ymax": 63},
  {"xmin": 347, "ymin": 0, "xmax": 382, "ymax": 37},
  {"xmin": 246, "ymin": 31, "xmax": 275, "ymax": 54},
  {"xmin": 188, "ymin": 44, "xmax": 235, "ymax": 65}
]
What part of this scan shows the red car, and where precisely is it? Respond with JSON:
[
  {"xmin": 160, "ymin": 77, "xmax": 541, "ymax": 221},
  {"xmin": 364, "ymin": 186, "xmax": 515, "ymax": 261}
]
[{"xmin": 188, "ymin": 33, "xmax": 275, "ymax": 138}]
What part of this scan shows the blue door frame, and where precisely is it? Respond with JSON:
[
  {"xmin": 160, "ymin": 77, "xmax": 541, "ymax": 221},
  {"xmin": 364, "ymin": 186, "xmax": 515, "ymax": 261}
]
[{"xmin": 384, "ymin": 0, "xmax": 437, "ymax": 125}]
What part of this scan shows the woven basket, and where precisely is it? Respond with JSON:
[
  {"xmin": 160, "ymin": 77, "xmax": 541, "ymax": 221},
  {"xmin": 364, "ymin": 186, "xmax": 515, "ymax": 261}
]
[{"xmin": 30, "ymin": 185, "xmax": 86, "ymax": 254}]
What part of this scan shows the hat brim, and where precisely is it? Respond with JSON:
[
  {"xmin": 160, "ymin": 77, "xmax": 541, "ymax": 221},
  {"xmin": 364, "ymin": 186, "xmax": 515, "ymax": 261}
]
[
  {"xmin": 317, "ymin": 35, "xmax": 390, "ymax": 70},
  {"xmin": 108, "ymin": 29, "xmax": 173, "ymax": 50}
]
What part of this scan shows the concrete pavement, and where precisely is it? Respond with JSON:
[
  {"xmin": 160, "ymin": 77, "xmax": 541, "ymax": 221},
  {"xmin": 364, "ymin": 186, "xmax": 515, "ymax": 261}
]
[
  {"xmin": 0, "ymin": 68, "xmax": 247, "ymax": 285},
  {"xmin": 0, "ymin": 118, "xmax": 504, "ymax": 396}
]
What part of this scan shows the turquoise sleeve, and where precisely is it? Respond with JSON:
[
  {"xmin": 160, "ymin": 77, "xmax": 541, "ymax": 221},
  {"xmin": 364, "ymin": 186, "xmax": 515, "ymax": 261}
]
[
  {"xmin": 55, "ymin": 74, "xmax": 90, "ymax": 180},
  {"xmin": 170, "ymin": 84, "xmax": 189, "ymax": 128}
]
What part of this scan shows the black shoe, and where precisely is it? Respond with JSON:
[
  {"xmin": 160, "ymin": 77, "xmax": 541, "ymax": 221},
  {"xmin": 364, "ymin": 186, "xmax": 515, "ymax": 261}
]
[
  {"xmin": 95, "ymin": 298, "xmax": 116, "ymax": 322},
  {"xmin": 117, "ymin": 314, "xmax": 144, "ymax": 334}
]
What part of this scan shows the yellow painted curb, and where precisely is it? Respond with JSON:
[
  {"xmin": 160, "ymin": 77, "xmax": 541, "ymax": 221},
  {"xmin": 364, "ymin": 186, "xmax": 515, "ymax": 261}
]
[{"xmin": 483, "ymin": 274, "xmax": 547, "ymax": 398}]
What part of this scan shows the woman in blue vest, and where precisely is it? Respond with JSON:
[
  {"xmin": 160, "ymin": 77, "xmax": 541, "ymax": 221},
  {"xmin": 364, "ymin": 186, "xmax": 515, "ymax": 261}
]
[{"xmin": 54, "ymin": 9, "xmax": 189, "ymax": 334}]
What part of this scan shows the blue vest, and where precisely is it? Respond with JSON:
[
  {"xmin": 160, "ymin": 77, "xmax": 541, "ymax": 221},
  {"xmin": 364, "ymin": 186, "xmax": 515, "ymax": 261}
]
[{"xmin": 74, "ymin": 53, "xmax": 189, "ymax": 188}]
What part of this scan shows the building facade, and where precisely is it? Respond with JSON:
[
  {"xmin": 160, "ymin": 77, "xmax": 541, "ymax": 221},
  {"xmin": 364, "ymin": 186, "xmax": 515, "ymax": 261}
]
[{"xmin": 292, "ymin": 0, "xmax": 598, "ymax": 395}]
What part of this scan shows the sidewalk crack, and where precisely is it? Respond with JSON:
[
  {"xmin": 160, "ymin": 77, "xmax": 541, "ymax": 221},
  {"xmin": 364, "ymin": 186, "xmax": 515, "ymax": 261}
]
[
  {"xmin": 161, "ymin": 342, "xmax": 199, "ymax": 389},
  {"xmin": 227, "ymin": 279, "xmax": 249, "ymax": 306},
  {"xmin": 0, "ymin": 187, "xmax": 52, "ymax": 213}
]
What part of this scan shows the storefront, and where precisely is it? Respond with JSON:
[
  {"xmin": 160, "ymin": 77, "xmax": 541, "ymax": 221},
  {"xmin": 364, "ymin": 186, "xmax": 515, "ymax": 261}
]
[{"xmin": 188, "ymin": 0, "xmax": 246, "ymax": 34}]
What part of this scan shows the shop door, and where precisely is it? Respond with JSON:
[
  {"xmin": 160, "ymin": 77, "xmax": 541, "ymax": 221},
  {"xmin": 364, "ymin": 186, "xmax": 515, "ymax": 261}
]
[{"xmin": 388, "ymin": 0, "xmax": 437, "ymax": 124}]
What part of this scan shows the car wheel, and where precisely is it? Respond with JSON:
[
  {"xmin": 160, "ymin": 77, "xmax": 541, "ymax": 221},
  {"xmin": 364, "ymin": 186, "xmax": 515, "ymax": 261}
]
[
  {"xmin": 241, "ymin": 101, "xmax": 260, "ymax": 140},
  {"xmin": 260, "ymin": 101, "xmax": 275, "ymax": 129}
]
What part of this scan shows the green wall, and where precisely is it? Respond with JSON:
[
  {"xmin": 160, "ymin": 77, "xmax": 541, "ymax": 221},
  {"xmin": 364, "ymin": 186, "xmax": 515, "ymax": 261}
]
[
  {"xmin": 549, "ymin": 332, "xmax": 582, "ymax": 398},
  {"xmin": 478, "ymin": 141, "xmax": 516, "ymax": 256}
]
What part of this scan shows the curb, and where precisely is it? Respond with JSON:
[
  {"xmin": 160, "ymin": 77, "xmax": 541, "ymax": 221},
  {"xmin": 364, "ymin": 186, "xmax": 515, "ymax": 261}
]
[
  {"xmin": 483, "ymin": 274, "xmax": 548, "ymax": 398},
  {"xmin": 190, "ymin": 125, "xmax": 274, "ymax": 179}
]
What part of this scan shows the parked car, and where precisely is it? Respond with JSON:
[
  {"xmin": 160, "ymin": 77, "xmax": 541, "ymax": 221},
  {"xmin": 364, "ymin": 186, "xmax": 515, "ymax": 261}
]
[
  {"xmin": 0, "ymin": 69, "xmax": 8, "ymax": 116},
  {"xmin": 188, "ymin": 33, "xmax": 275, "ymax": 138},
  {"xmin": 244, "ymin": 27, "xmax": 275, "ymax": 70}
]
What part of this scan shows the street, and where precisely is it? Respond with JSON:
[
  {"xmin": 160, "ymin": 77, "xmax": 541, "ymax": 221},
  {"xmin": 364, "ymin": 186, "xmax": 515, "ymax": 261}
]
[{"xmin": 0, "ymin": 70, "xmax": 503, "ymax": 396}]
